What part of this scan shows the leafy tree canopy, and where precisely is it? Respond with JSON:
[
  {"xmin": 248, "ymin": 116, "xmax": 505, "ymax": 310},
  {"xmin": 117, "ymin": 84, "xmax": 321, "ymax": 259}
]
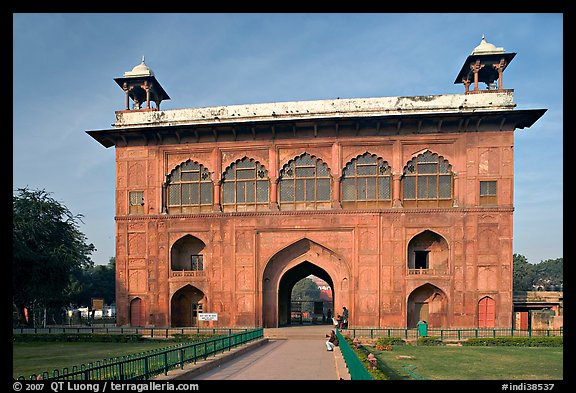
[
  {"xmin": 513, "ymin": 254, "xmax": 563, "ymax": 292},
  {"xmin": 291, "ymin": 277, "xmax": 322, "ymax": 301},
  {"xmin": 13, "ymin": 188, "xmax": 95, "ymax": 325}
]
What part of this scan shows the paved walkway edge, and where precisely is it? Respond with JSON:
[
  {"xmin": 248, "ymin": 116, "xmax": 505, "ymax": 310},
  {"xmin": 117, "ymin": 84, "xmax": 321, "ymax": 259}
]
[
  {"xmin": 334, "ymin": 347, "xmax": 351, "ymax": 380},
  {"xmin": 153, "ymin": 338, "xmax": 270, "ymax": 380}
]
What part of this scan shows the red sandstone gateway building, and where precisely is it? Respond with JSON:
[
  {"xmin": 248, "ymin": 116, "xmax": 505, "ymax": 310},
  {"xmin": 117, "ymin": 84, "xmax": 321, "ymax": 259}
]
[{"xmin": 88, "ymin": 37, "xmax": 546, "ymax": 329}]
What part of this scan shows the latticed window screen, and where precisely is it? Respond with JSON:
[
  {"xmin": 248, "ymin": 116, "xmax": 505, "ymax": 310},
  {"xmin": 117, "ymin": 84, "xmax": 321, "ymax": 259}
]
[
  {"xmin": 190, "ymin": 255, "xmax": 204, "ymax": 271},
  {"xmin": 167, "ymin": 161, "xmax": 213, "ymax": 213},
  {"xmin": 402, "ymin": 151, "xmax": 453, "ymax": 207},
  {"xmin": 221, "ymin": 158, "xmax": 269, "ymax": 211},
  {"xmin": 129, "ymin": 191, "xmax": 144, "ymax": 215},
  {"xmin": 279, "ymin": 153, "xmax": 331, "ymax": 209},
  {"xmin": 479, "ymin": 180, "xmax": 497, "ymax": 205},
  {"xmin": 342, "ymin": 153, "xmax": 392, "ymax": 208}
]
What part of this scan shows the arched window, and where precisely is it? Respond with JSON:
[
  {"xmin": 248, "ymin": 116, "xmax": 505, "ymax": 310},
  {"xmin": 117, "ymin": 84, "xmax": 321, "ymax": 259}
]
[
  {"xmin": 279, "ymin": 153, "xmax": 331, "ymax": 210},
  {"xmin": 221, "ymin": 157, "xmax": 269, "ymax": 212},
  {"xmin": 402, "ymin": 151, "xmax": 453, "ymax": 208},
  {"xmin": 341, "ymin": 153, "xmax": 392, "ymax": 208},
  {"xmin": 167, "ymin": 160, "xmax": 213, "ymax": 213}
]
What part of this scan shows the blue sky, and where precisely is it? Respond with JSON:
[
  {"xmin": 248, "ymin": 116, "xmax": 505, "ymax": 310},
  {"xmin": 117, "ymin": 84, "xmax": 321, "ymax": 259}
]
[{"xmin": 13, "ymin": 13, "xmax": 563, "ymax": 265}]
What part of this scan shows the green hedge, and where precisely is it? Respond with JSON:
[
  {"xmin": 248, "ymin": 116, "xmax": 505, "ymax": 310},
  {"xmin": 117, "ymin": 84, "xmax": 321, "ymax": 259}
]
[
  {"xmin": 463, "ymin": 337, "xmax": 563, "ymax": 347},
  {"xmin": 168, "ymin": 333, "xmax": 219, "ymax": 342},
  {"xmin": 375, "ymin": 336, "xmax": 406, "ymax": 346},
  {"xmin": 417, "ymin": 336, "xmax": 444, "ymax": 346},
  {"xmin": 13, "ymin": 333, "xmax": 145, "ymax": 343},
  {"xmin": 343, "ymin": 336, "xmax": 389, "ymax": 380},
  {"xmin": 13, "ymin": 333, "xmax": 224, "ymax": 343}
]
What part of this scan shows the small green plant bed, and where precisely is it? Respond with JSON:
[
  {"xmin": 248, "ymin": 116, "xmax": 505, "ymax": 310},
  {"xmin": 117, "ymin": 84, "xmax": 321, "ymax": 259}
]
[
  {"xmin": 417, "ymin": 336, "xmax": 444, "ymax": 346},
  {"xmin": 463, "ymin": 336, "xmax": 563, "ymax": 347},
  {"xmin": 375, "ymin": 336, "xmax": 406, "ymax": 346},
  {"xmin": 342, "ymin": 336, "xmax": 389, "ymax": 380},
  {"xmin": 363, "ymin": 344, "xmax": 563, "ymax": 380},
  {"xmin": 13, "ymin": 333, "xmax": 220, "ymax": 343}
]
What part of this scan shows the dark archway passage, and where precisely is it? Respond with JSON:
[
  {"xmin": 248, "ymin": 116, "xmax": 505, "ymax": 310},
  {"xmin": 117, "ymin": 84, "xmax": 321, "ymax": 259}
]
[
  {"xmin": 278, "ymin": 262, "xmax": 334, "ymax": 326},
  {"xmin": 171, "ymin": 284, "xmax": 206, "ymax": 327},
  {"xmin": 407, "ymin": 283, "xmax": 448, "ymax": 328},
  {"xmin": 261, "ymin": 238, "xmax": 350, "ymax": 328}
]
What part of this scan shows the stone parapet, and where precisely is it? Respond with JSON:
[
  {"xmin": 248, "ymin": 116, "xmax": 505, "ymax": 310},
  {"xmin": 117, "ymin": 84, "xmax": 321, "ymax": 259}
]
[{"xmin": 114, "ymin": 91, "xmax": 515, "ymax": 128}]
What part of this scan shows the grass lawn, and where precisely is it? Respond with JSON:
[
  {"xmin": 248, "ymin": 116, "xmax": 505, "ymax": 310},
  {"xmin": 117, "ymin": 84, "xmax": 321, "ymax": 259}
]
[
  {"xmin": 13, "ymin": 341, "xmax": 184, "ymax": 379},
  {"xmin": 365, "ymin": 344, "xmax": 563, "ymax": 380}
]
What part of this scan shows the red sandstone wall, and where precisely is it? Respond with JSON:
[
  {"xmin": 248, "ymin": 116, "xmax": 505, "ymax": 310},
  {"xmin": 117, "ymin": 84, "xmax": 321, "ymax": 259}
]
[{"xmin": 114, "ymin": 131, "xmax": 514, "ymax": 328}]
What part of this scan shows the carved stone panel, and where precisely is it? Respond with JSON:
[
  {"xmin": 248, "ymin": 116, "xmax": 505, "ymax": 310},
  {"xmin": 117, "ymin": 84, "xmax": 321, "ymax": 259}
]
[
  {"xmin": 477, "ymin": 266, "xmax": 498, "ymax": 291},
  {"xmin": 128, "ymin": 233, "xmax": 146, "ymax": 256},
  {"xmin": 128, "ymin": 269, "xmax": 147, "ymax": 293}
]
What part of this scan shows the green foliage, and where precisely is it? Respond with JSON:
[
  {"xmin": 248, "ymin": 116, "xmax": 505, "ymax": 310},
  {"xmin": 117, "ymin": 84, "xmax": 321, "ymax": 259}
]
[
  {"xmin": 375, "ymin": 336, "xmax": 406, "ymax": 346},
  {"xmin": 513, "ymin": 254, "xmax": 563, "ymax": 291},
  {"xmin": 13, "ymin": 188, "xmax": 96, "ymax": 326},
  {"xmin": 291, "ymin": 277, "xmax": 321, "ymax": 300},
  {"xmin": 417, "ymin": 336, "xmax": 444, "ymax": 346},
  {"xmin": 13, "ymin": 334, "xmax": 144, "ymax": 343},
  {"xmin": 169, "ymin": 333, "xmax": 220, "ymax": 342},
  {"xmin": 343, "ymin": 336, "xmax": 390, "ymax": 380},
  {"xmin": 291, "ymin": 277, "xmax": 322, "ymax": 314},
  {"xmin": 463, "ymin": 337, "xmax": 563, "ymax": 347},
  {"xmin": 70, "ymin": 257, "xmax": 116, "ymax": 307}
]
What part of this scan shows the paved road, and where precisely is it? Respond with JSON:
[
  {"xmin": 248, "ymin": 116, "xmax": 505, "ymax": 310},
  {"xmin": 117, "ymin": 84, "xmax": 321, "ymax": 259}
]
[{"xmin": 193, "ymin": 339, "xmax": 339, "ymax": 380}]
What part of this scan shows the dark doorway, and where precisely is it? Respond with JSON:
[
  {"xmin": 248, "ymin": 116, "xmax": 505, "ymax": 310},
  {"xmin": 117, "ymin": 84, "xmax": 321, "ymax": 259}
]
[
  {"xmin": 414, "ymin": 251, "xmax": 429, "ymax": 269},
  {"xmin": 130, "ymin": 297, "xmax": 145, "ymax": 327},
  {"xmin": 278, "ymin": 262, "xmax": 334, "ymax": 327},
  {"xmin": 171, "ymin": 285, "xmax": 205, "ymax": 327}
]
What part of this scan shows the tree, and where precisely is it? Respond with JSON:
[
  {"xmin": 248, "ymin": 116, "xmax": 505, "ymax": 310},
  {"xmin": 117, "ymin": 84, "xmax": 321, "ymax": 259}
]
[
  {"xmin": 513, "ymin": 254, "xmax": 563, "ymax": 292},
  {"xmin": 513, "ymin": 253, "xmax": 535, "ymax": 291},
  {"xmin": 71, "ymin": 257, "xmax": 116, "ymax": 308},
  {"xmin": 291, "ymin": 277, "xmax": 322, "ymax": 315},
  {"xmin": 13, "ymin": 188, "xmax": 95, "ymax": 326}
]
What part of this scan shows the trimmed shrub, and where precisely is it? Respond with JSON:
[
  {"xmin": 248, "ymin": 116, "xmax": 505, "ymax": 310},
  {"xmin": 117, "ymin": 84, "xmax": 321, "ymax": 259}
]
[
  {"xmin": 13, "ymin": 333, "xmax": 144, "ymax": 343},
  {"xmin": 343, "ymin": 336, "xmax": 390, "ymax": 380},
  {"xmin": 375, "ymin": 336, "xmax": 406, "ymax": 346},
  {"xmin": 417, "ymin": 336, "xmax": 444, "ymax": 346},
  {"xmin": 169, "ymin": 333, "xmax": 219, "ymax": 342},
  {"xmin": 463, "ymin": 336, "xmax": 563, "ymax": 347}
]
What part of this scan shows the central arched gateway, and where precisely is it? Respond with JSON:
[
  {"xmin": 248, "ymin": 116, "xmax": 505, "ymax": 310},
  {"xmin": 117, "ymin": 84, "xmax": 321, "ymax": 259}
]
[
  {"xmin": 261, "ymin": 238, "xmax": 351, "ymax": 328},
  {"xmin": 278, "ymin": 261, "xmax": 333, "ymax": 326}
]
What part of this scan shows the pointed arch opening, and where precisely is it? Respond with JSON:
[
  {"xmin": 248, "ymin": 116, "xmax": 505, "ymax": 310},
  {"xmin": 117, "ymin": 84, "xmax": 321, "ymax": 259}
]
[
  {"xmin": 407, "ymin": 230, "xmax": 449, "ymax": 275},
  {"xmin": 221, "ymin": 157, "xmax": 269, "ymax": 212},
  {"xmin": 170, "ymin": 235, "xmax": 206, "ymax": 277},
  {"xmin": 166, "ymin": 160, "xmax": 213, "ymax": 214},
  {"xmin": 261, "ymin": 238, "xmax": 350, "ymax": 328},
  {"xmin": 407, "ymin": 283, "xmax": 448, "ymax": 328},
  {"xmin": 341, "ymin": 152, "xmax": 393, "ymax": 209},
  {"xmin": 171, "ymin": 284, "xmax": 206, "ymax": 327},
  {"xmin": 279, "ymin": 262, "xmax": 334, "ymax": 326},
  {"xmin": 478, "ymin": 296, "xmax": 496, "ymax": 328},
  {"xmin": 130, "ymin": 297, "xmax": 146, "ymax": 327},
  {"xmin": 278, "ymin": 153, "xmax": 331, "ymax": 210},
  {"xmin": 401, "ymin": 150, "xmax": 453, "ymax": 208}
]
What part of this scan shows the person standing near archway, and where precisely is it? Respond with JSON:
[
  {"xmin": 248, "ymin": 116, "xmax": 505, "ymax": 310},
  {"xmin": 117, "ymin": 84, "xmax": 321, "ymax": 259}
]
[{"xmin": 342, "ymin": 306, "xmax": 349, "ymax": 329}]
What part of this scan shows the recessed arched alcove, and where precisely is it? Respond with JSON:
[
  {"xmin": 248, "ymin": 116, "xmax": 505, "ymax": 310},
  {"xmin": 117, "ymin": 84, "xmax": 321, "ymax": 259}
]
[
  {"xmin": 170, "ymin": 284, "xmax": 206, "ymax": 327},
  {"xmin": 407, "ymin": 283, "xmax": 448, "ymax": 328},
  {"xmin": 261, "ymin": 238, "xmax": 350, "ymax": 328}
]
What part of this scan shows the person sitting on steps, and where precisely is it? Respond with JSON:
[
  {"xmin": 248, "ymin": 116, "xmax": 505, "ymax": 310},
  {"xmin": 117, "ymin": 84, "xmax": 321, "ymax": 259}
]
[{"xmin": 326, "ymin": 330, "xmax": 339, "ymax": 351}]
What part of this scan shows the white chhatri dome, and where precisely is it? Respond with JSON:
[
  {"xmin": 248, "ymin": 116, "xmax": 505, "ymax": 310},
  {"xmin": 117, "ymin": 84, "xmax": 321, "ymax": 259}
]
[
  {"xmin": 124, "ymin": 56, "xmax": 154, "ymax": 77},
  {"xmin": 471, "ymin": 35, "xmax": 505, "ymax": 55}
]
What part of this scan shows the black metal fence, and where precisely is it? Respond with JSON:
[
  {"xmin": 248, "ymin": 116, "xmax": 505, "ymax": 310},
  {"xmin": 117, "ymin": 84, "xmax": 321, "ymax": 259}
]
[{"xmin": 344, "ymin": 327, "xmax": 563, "ymax": 340}]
